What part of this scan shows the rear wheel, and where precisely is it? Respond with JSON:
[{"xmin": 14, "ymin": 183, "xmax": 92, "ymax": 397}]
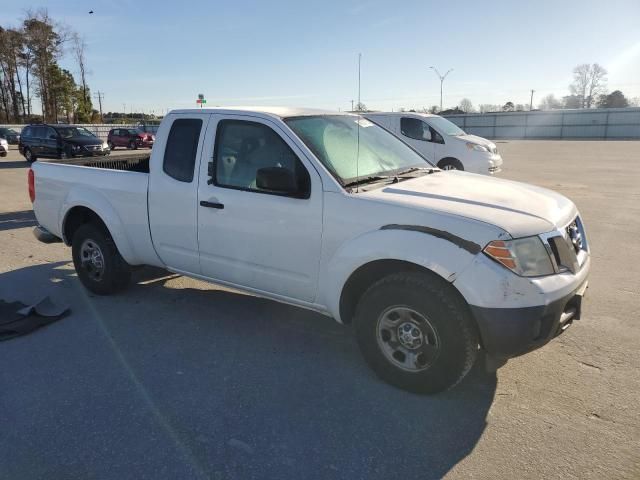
[
  {"xmin": 24, "ymin": 148, "xmax": 36, "ymax": 163},
  {"xmin": 72, "ymin": 223, "xmax": 131, "ymax": 295},
  {"xmin": 354, "ymin": 271, "xmax": 478, "ymax": 394},
  {"xmin": 438, "ymin": 158, "xmax": 464, "ymax": 171},
  {"xmin": 128, "ymin": 140, "xmax": 138, "ymax": 150}
]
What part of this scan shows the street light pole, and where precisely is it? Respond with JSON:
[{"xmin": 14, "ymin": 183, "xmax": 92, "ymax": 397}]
[{"xmin": 429, "ymin": 66, "xmax": 453, "ymax": 112}]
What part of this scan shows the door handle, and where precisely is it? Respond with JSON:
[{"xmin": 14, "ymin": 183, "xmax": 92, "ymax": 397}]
[{"xmin": 200, "ymin": 200, "xmax": 224, "ymax": 209}]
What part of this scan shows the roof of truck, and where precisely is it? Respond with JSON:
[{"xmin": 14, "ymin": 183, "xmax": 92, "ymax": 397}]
[
  {"xmin": 365, "ymin": 112, "xmax": 438, "ymax": 118},
  {"xmin": 169, "ymin": 106, "xmax": 347, "ymax": 119}
]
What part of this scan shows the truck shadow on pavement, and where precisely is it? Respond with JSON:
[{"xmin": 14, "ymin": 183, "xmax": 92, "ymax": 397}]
[{"xmin": 0, "ymin": 262, "xmax": 497, "ymax": 480}]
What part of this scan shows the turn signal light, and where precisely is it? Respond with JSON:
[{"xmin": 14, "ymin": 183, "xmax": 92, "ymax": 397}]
[{"xmin": 483, "ymin": 240, "xmax": 516, "ymax": 269}]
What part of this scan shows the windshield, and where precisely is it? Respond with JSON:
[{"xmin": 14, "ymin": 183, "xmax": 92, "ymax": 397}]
[
  {"xmin": 55, "ymin": 126, "xmax": 96, "ymax": 138},
  {"xmin": 427, "ymin": 116, "xmax": 466, "ymax": 136},
  {"xmin": 285, "ymin": 115, "xmax": 431, "ymax": 183},
  {"xmin": 128, "ymin": 129, "xmax": 140, "ymax": 135}
]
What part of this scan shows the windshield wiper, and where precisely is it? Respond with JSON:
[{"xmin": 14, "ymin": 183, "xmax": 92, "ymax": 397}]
[
  {"xmin": 343, "ymin": 175, "xmax": 398, "ymax": 189},
  {"xmin": 395, "ymin": 166, "xmax": 439, "ymax": 176}
]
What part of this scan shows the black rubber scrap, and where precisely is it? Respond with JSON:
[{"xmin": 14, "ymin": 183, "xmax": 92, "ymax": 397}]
[{"xmin": 0, "ymin": 297, "xmax": 70, "ymax": 341}]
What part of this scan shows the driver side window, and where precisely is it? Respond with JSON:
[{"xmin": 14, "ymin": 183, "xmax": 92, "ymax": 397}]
[
  {"xmin": 213, "ymin": 120, "xmax": 310, "ymax": 198},
  {"xmin": 400, "ymin": 117, "xmax": 432, "ymax": 142}
]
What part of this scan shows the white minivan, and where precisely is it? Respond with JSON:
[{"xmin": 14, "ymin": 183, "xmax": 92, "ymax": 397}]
[{"xmin": 365, "ymin": 112, "xmax": 503, "ymax": 175}]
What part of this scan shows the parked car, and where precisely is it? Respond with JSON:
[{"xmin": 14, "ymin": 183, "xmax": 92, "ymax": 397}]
[
  {"xmin": 107, "ymin": 128, "xmax": 154, "ymax": 150},
  {"xmin": 365, "ymin": 112, "xmax": 502, "ymax": 174},
  {"xmin": 0, "ymin": 138, "xmax": 8, "ymax": 157},
  {"xmin": 0, "ymin": 127, "xmax": 20, "ymax": 144},
  {"xmin": 19, "ymin": 124, "xmax": 109, "ymax": 163},
  {"xmin": 29, "ymin": 107, "xmax": 589, "ymax": 394}
]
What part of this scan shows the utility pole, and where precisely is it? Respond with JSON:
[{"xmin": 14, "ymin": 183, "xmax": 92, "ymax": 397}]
[
  {"xmin": 357, "ymin": 53, "xmax": 361, "ymax": 111},
  {"xmin": 351, "ymin": 99, "xmax": 354, "ymax": 111},
  {"xmin": 530, "ymin": 89, "xmax": 535, "ymax": 111},
  {"xmin": 429, "ymin": 66, "xmax": 453, "ymax": 112},
  {"xmin": 93, "ymin": 91, "xmax": 104, "ymax": 122}
]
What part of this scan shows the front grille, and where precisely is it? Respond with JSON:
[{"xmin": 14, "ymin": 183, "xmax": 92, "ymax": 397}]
[
  {"xmin": 86, "ymin": 145, "xmax": 102, "ymax": 151},
  {"xmin": 540, "ymin": 216, "xmax": 588, "ymax": 274}
]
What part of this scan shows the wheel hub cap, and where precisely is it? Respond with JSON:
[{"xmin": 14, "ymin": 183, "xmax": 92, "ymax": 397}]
[
  {"xmin": 80, "ymin": 239, "xmax": 105, "ymax": 281},
  {"xmin": 376, "ymin": 306, "xmax": 440, "ymax": 372},
  {"xmin": 397, "ymin": 322, "xmax": 423, "ymax": 349}
]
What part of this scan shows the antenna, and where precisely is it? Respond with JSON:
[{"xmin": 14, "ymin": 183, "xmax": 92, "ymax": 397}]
[
  {"xmin": 356, "ymin": 53, "xmax": 362, "ymax": 192},
  {"xmin": 357, "ymin": 53, "xmax": 361, "ymax": 110}
]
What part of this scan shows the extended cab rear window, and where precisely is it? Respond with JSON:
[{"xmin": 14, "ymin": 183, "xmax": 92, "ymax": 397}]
[{"xmin": 163, "ymin": 118, "xmax": 203, "ymax": 182}]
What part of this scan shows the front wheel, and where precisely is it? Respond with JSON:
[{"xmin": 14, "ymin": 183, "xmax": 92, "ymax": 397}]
[
  {"xmin": 128, "ymin": 140, "xmax": 138, "ymax": 150},
  {"xmin": 437, "ymin": 158, "xmax": 464, "ymax": 171},
  {"xmin": 107, "ymin": 141, "xmax": 115, "ymax": 150},
  {"xmin": 354, "ymin": 271, "xmax": 478, "ymax": 394},
  {"xmin": 72, "ymin": 223, "xmax": 131, "ymax": 295}
]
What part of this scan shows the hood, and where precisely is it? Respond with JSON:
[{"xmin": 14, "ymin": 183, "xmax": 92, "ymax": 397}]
[
  {"xmin": 362, "ymin": 171, "xmax": 577, "ymax": 238},
  {"xmin": 62, "ymin": 136, "xmax": 103, "ymax": 146},
  {"xmin": 455, "ymin": 133, "xmax": 496, "ymax": 148}
]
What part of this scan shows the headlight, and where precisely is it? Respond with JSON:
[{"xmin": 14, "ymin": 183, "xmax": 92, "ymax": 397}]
[
  {"xmin": 483, "ymin": 237, "xmax": 554, "ymax": 277},
  {"xmin": 72, "ymin": 144, "xmax": 82, "ymax": 150},
  {"xmin": 103, "ymin": 141, "xmax": 109, "ymax": 149},
  {"xmin": 466, "ymin": 142, "xmax": 489, "ymax": 152}
]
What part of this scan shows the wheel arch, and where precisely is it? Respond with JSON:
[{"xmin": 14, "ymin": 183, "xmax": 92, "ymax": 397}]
[
  {"xmin": 60, "ymin": 196, "xmax": 137, "ymax": 265},
  {"xmin": 323, "ymin": 228, "xmax": 482, "ymax": 325}
]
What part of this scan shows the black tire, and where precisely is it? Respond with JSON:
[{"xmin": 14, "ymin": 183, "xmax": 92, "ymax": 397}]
[
  {"xmin": 24, "ymin": 148, "xmax": 36, "ymax": 163},
  {"xmin": 72, "ymin": 223, "xmax": 131, "ymax": 295},
  {"xmin": 129, "ymin": 140, "xmax": 138, "ymax": 150},
  {"xmin": 354, "ymin": 271, "xmax": 478, "ymax": 394},
  {"xmin": 59, "ymin": 145, "xmax": 73, "ymax": 160},
  {"xmin": 437, "ymin": 158, "xmax": 464, "ymax": 171},
  {"xmin": 107, "ymin": 141, "xmax": 115, "ymax": 150}
]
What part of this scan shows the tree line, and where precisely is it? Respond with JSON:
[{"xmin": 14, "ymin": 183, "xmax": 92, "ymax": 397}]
[
  {"xmin": 409, "ymin": 64, "xmax": 638, "ymax": 114},
  {"xmin": 0, "ymin": 9, "xmax": 96, "ymax": 124}
]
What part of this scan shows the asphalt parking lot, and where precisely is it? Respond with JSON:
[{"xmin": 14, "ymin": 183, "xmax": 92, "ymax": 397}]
[{"xmin": 1, "ymin": 141, "xmax": 639, "ymax": 480}]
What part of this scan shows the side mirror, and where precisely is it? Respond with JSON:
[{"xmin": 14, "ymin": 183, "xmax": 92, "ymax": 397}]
[
  {"xmin": 422, "ymin": 128, "xmax": 432, "ymax": 142},
  {"xmin": 256, "ymin": 167, "xmax": 298, "ymax": 194}
]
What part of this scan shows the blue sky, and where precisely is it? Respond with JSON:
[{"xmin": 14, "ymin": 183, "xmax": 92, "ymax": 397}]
[{"xmin": 4, "ymin": 0, "xmax": 640, "ymax": 114}]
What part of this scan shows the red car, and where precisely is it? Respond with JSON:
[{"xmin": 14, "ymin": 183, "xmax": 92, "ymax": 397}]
[{"xmin": 107, "ymin": 128, "xmax": 154, "ymax": 150}]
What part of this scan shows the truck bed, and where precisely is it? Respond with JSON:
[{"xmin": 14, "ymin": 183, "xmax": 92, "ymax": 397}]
[
  {"xmin": 31, "ymin": 154, "xmax": 159, "ymax": 266},
  {"xmin": 40, "ymin": 153, "xmax": 150, "ymax": 173}
]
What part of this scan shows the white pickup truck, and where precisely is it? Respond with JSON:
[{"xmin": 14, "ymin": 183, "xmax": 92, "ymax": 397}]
[{"xmin": 30, "ymin": 107, "xmax": 590, "ymax": 393}]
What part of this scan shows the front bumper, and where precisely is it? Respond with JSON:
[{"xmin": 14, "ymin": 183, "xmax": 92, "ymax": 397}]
[
  {"xmin": 487, "ymin": 154, "xmax": 503, "ymax": 174},
  {"xmin": 470, "ymin": 279, "xmax": 588, "ymax": 358}
]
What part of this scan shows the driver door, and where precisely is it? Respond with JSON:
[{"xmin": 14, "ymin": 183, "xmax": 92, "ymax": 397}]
[
  {"xmin": 399, "ymin": 117, "xmax": 435, "ymax": 162},
  {"xmin": 196, "ymin": 115, "xmax": 323, "ymax": 303}
]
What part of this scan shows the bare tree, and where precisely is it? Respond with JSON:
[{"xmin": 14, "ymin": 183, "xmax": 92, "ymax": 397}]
[
  {"xmin": 538, "ymin": 94, "xmax": 562, "ymax": 110},
  {"xmin": 72, "ymin": 32, "xmax": 91, "ymax": 120},
  {"xmin": 478, "ymin": 104, "xmax": 501, "ymax": 113},
  {"xmin": 354, "ymin": 101, "xmax": 367, "ymax": 112},
  {"xmin": 569, "ymin": 63, "xmax": 607, "ymax": 108},
  {"xmin": 459, "ymin": 98, "xmax": 474, "ymax": 113}
]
